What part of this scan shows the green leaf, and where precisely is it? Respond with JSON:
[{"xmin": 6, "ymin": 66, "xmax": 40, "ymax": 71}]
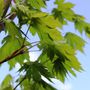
[
  {"xmin": 66, "ymin": 56, "xmax": 83, "ymax": 71},
  {"xmin": 39, "ymin": 80, "xmax": 56, "ymax": 90},
  {"xmin": 73, "ymin": 14, "xmax": 85, "ymax": 33},
  {"xmin": 30, "ymin": 26, "xmax": 37, "ymax": 36},
  {"xmin": 64, "ymin": 2, "xmax": 75, "ymax": 9},
  {"xmin": 55, "ymin": 43, "xmax": 75, "ymax": 56},
  {"xmin": 20, "ymin": 78, "xmax": 31, "ymax": 90},
  {"xmin": 53, "ymin": 43, "xmax": 83, "ymax": 78},
  {"xmin": 20, "ymin": 79, "xmax": 56, "ymax": 90},
  {"xmin": 30, "ymin": 17, "xmax": 63, "ymax": 41},
  {"xmin": 19, "ymin": 61, "xmax": 53, "ymax": 82},
  {"xmin": 63, "ymin": 62, "xmax": 76, "ymax": 77},
  {"xmin": 65, "ymin": 32, "xmax": 86, "ymax": 52},
  {"xmin": 55, "ymin": 0, "xmax": 75, "ymax": 21},
  {"xmin": 5, "ymin": 19, "xmax": 22, "ymax": 38},
  {"xmin": 74, "ymin": 21, "xmax": 85, "ymax": 33},
  {"xmin": 0, "ymin": 36, "xmax": 21, "ymax": 60},
  {"xmin": 40, "ymin": 15, "xmax": 62, "ymax": 28},
  {"xmin": 0, "ymin": 85, "xmax": 13, "ymax": 90},
  {"xmin": 47, "ymin": 28, "xmax": 63, "ymax": 41},
  {"xmin": 31, "ymin": 11, "xmax": 47, "ymax": 18},
  {"xmin": 55, "ymin": 0, "xmax": 75, "ymax": 10},
  {"xmin": 0, "ymin": 35, "xmax": 29, "ymax": 69},
  {"xmin": 53, "ymin": 57, "xmax": 67, "ymax": 82},
  {"xmin": 27, "ymin": 0, "xmax": 45, "ymax": 9},
  {"xmin": 0, "ymin": 0, "xmax": 4, "ymax": 17},
  {"xmin": 52, "ymin": 9, "xmax": 67, "ymax": 25},
  {"xmin": 16, "ymin": 4, "xmax": 31, "ymax": 18},
  {"xmin": 84, "ymin": 23, "xmax": 90, "ymax": 37},
  {"xmin": 38, "ymin": 53, "xmax": 53, "ymax": 74},
  {"xmin": 0, "ymin": 74, "xmax": 13, "ymax": 89}
]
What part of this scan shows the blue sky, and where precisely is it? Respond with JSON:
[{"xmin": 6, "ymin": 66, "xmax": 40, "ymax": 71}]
[{"xmin": 0, "ymin": 0, "xmax": 90, "ymax": 90}]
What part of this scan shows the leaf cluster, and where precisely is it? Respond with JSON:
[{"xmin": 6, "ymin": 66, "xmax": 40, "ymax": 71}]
[{"xmin": 0, "ymin": 0, "xmax": 90, "ymax": 90}]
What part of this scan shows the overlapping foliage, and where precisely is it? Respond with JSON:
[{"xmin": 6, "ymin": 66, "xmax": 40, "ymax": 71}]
[{"xmin": 0, "ymin": 0, "xmax": 90, "ymax": 90}]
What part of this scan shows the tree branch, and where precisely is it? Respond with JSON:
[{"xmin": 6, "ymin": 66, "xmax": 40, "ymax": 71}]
[
  {"xmin": 0, "ymin": 42, "xmax": 40, "ymax": 65},
  {"xmin": 0, "ymin": 45, "xmax": 26, "ymax": 64}
]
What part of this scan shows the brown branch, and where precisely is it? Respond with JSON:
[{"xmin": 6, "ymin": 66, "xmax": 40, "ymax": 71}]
[
  {"xmin": 0, "ymin": 42, "xmax": 39, "ymax": 65},
  {"xmin": 0, "ymin": 45, "xmax": 26, "ymax": 64}
]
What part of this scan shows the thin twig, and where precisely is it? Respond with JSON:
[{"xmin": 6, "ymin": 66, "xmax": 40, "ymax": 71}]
[
  {"xmin": 22, "ymin": 25, "xmax": 30, "ymax": 46},
  {"xmin": 30, "ymin": 41, "xmax": 40, "ymax": 45},
  {"xmin": 29, "ymin": 50, "xmax": 40, "ymax": 52},
  {"xmin": 4, "ymin": 12, "xmax": 14, "ymax": 18},
  {"xmin": 27, "ymin": 43, "xmax": 39, "ymax": 50},
  {"xmin": 20, "ymin": 29, "xmax": 30, "ymax": 41}
]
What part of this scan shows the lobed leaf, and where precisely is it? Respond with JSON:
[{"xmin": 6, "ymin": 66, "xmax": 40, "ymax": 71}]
[{"xmin": 65, "ymin": 32, "xmax": 86, "ymax": 52}]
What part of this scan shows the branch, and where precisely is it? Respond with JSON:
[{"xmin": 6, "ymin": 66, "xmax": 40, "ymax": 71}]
[
  {"xmin": 0, "ymin": 45, "xmax": 26, "ymax": 64},
  {"xmin": 0, "ymin": 42, "xmax": 40, "ymax": 65}
]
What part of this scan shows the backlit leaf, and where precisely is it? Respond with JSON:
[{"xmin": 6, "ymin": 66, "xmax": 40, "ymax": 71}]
[{"xmin": 65, "ymin": 32, "xmax": 86, "ymax": 52}]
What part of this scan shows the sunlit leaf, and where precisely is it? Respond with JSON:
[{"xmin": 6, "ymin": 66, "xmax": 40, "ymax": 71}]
[
  {"xmin": 27, "ymin": 0, "xmax": 45, "ymax": 9},
  {"xmin": 0, "ymin": 74, "xmax": 13, "ymax": 89},
  {"xmin": 65, "ymin": 32, "xmax": 86, "ymax": 52}
]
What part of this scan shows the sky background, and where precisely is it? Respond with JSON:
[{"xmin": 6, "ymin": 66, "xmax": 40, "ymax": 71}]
[{"xmin": 0, "ymin": 0, "xmax": 90, "ymax": 90}]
